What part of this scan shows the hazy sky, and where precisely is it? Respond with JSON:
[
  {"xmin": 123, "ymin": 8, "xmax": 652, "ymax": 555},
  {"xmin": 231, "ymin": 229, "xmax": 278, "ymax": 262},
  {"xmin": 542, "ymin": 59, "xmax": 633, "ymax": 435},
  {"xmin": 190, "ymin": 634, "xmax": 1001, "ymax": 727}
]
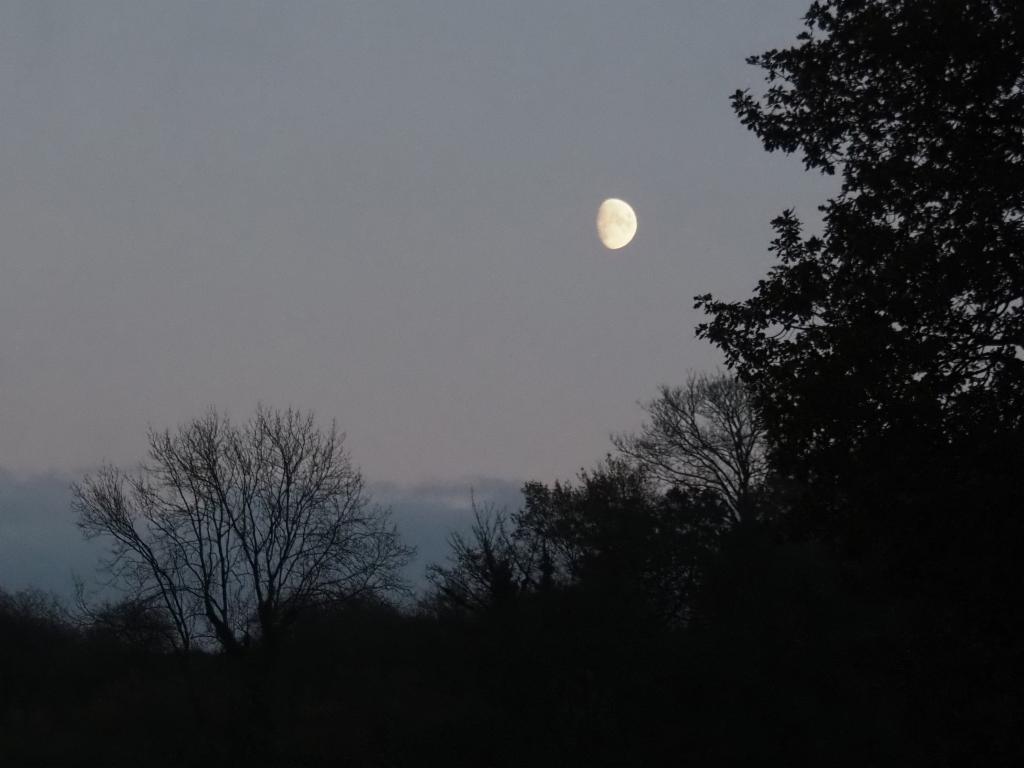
[{"xmin": 0, "ymin": 0, "xmax": 831, "ymax": 544}]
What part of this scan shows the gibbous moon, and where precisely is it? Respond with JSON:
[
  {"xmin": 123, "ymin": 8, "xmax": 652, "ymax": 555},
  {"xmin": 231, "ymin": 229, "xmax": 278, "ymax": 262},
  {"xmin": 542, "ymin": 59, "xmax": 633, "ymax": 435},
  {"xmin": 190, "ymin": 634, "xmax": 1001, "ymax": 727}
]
[{"xmin": 596, "ymin": 198, "xmax": 637, "ymax": 250}]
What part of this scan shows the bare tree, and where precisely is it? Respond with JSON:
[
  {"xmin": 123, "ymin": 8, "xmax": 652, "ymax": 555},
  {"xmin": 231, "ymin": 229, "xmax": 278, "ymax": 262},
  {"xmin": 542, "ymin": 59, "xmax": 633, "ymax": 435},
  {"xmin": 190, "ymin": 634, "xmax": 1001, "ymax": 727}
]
[
  {"xmin": 613, "ymin": 372, "xmax": 767, "ymax": 523},
  {"xmin": 425, "ymin": 500, "xmax": 547, "ymax": 616},
  {"xmin": 72, "ymin": 406, "xmax": 413, "ymax": 654}
]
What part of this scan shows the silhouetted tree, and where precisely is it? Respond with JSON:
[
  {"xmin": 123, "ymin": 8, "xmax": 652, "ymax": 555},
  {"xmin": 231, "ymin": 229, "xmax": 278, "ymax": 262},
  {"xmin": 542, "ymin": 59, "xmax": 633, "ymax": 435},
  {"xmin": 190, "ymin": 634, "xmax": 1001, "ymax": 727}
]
[
  {"xmin": 427, "ymin": 459, "xmax": 727, "ymax": 627},
  {"xmin": 74, "ymin": 589, "xmax": 177, "ymax": 654},
  {"xmin": 72, "ymin": 406, "xmax": 413, "ymax": 655},
  {"xmin": 694, "ymin": 2, "xmax": 1024, "ymax": 761},
  {"xmin": 696, "ymin": 0, "xmax": 1024, "ymax": 507},
  {"xmin": 517, "ymin": 459, "xmax": 726, "ymax": 627},
  {"xmin": 613, "ymin": 371, "xmax": 767, "ymax": 521},
  {"xmin": 425, "ymin": 502, "xmax": 541, "ymax": 615},
  {"xmin": 0, "ymin": 588, "xmax": 79, "ymax": 727}
]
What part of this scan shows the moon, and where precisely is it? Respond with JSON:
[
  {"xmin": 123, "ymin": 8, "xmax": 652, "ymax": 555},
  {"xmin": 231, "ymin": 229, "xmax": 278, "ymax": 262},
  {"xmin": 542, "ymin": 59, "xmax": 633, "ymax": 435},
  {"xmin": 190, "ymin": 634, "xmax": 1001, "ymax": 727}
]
[{"xmin": 596, "ymin": 198, "xmax": 637, "ymax": 250}]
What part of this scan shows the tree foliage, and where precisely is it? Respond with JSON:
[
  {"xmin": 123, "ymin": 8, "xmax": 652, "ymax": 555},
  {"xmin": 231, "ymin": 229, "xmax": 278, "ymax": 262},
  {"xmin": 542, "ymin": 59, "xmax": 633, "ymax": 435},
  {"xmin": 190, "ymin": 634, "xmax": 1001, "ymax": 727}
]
[
  {"xmin": 692, "ymin": 5, "xmax": 1024, "ymax": 759},
  {"xmin": 428, "ymin": 460, "xmax": 727, "ymax": 628},
  {"xmin": 696, "ymin": 0, "xmax": 1024, "ymax": 495},
  {"xmin": 517, "ymin": 460, "xmax": 725, "ymax": 624}
]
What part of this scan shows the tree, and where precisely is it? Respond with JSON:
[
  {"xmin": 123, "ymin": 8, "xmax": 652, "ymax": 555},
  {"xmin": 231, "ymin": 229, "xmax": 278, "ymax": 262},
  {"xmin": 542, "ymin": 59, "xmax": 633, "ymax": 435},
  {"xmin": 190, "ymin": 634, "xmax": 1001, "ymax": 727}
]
[
  {"xmin": 613, "ymin": 371, "xmax": 767, "ymax": 522},
  {"xmin": 692, "ymin": 5, "xmax": 1024, "ymax": 759},
  {"xmin": 76, "ymin": 593, "xmax": 177, "ymax": 654},
  {"xmin": 426, "ymin": 460, "xmax": 725, "ymax": 627},
  {"xmin": 73, "ymin": 406, "xmax": 413, "ymax": 655},
  {"xmin": 517, "ymin": 460, "xmax": 726, "ymax": 627},
  {"xmin": 425, "ymin": 501, "xmax": 542, "ymax": 616},
  {"xmin": 696, "ymin": 0, "xmax": 1024, "ymax": 503}
]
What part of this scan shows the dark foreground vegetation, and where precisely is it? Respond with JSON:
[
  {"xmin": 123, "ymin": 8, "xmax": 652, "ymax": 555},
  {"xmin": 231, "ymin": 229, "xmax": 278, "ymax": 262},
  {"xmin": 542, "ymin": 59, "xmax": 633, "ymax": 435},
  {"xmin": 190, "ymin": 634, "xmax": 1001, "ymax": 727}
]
[{"xmin": 3, "ymin": 1, "xmax": 1023, "ymax": 764}]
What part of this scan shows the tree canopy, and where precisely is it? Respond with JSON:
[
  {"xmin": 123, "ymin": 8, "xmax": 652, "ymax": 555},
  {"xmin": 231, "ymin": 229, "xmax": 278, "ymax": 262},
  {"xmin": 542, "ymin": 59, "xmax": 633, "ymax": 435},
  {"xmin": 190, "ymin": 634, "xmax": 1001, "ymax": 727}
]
[{"xmin": 697, "ymin": 0, "xmax": 1024, "ymax": 500}]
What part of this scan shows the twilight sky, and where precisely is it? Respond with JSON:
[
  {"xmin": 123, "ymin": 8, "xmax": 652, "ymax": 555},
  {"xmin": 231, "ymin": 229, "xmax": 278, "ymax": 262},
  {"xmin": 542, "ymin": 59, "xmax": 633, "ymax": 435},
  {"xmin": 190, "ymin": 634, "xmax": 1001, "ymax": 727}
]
[{"xmin": 0, "ymin": 1, "xmax": 832, "ymax": 589}]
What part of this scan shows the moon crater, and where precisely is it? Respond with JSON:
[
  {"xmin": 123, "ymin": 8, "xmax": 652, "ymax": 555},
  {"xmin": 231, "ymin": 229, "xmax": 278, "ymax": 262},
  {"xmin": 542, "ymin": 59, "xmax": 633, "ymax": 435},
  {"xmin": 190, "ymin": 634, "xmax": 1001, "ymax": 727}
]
[{"xmin": 596, "ymin": 198, "xmax": 637, "ymax": 250}]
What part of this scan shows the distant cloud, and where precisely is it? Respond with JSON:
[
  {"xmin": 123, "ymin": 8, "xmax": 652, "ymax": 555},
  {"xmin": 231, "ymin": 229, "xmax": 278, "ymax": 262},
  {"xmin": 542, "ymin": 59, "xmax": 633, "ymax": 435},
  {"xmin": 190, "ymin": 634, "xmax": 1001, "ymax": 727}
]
[
  {"xmin": 372, "ymin": 477, "xmax": 524, "ymax": 590},
  {"xmin": 372, "ymin": 476, "xmax": 523, "ymax": 513},
  {"xmin": 0, "ymin": 467, "xmax": 100, "ymax": 597},
  {"xmin": 0, "ymin": 467, "xmax": 524, "ymax": 599}
]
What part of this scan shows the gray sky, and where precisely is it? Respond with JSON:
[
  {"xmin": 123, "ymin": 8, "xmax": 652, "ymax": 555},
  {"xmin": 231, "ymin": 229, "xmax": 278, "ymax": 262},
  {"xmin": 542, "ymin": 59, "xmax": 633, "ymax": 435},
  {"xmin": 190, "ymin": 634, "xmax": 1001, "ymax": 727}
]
[{"xmin": 0, "ymin": 1, "xmax": 832, "ymax": 591}]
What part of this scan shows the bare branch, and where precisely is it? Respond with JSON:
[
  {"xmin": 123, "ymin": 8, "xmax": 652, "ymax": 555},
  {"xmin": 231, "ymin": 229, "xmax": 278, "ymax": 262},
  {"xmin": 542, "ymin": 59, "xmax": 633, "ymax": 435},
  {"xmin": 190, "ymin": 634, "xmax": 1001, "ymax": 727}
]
[
  {"xmin": 73, "ymin": 406, "xmax": 414, "ymax": 655},
  {"xmin": 613, "ymin": 371, "xmax": 768, "ymax": 522}
]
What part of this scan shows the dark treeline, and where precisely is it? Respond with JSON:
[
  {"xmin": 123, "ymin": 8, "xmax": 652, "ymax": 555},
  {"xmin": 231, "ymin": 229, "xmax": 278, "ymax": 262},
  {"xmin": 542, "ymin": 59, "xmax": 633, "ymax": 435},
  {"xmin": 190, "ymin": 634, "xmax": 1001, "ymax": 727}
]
[{"xmin": 2, "ymin": 1, "xmax": 1023, "ymax": 764}]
